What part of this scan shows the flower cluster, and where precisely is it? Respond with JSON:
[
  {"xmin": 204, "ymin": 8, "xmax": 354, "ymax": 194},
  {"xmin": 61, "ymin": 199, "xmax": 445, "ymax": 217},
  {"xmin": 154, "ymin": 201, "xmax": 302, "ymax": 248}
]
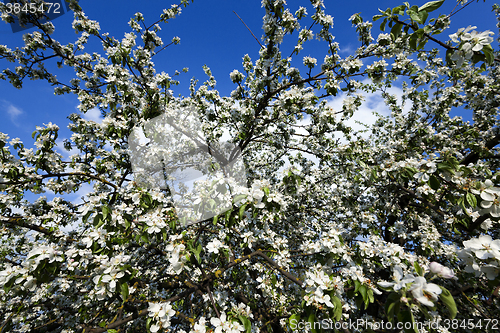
[
  {"xmin": 210, "ymin": 312, "xmax": 244, "ymax": 333},
  {"xmin": 378, "ymin": 263, "xmax": 454, "ymax": 308},
  {"xmin": 471, "ymin": 180, "xmax": 500, "ymax": 217},
  {"xmin": 148, "ymin": 302, "xmax": 176, "ymax": 332},
  {"xmin": 449, "ymin": 25, "xmax": 494, "ymax": 66},
  {"xmin": 91, "ymin": 255, "xmax": 132, "ymax": 298},
  {"xmin": 304, "ymin": 265, "xmax": 343, "ymax": 310},
  {"xmin": 458, "ymin": 235, "xmax": 500, "ymax": 280},
  {"xmin": 303, "ymin": 56, "xmax": 317, "ymax": 69},
  {"xmin": 165, "ymin": 241, "xmax": 189, "ymax": 275}
]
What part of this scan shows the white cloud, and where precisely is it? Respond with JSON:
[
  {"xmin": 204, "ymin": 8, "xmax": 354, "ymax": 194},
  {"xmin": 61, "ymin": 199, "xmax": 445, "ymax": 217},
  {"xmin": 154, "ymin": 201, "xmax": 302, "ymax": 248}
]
[
  {"xmin": 55, "ymin": 138, "xmax": 80, "ymax": 160},
  {"xmin": 276, "ymin": 82, "xmax": 411, "ymax": 173},
  {"xmin": 1, "ymin": 100, "xmax": 23, "ymax": 125},
  {"xmin": 56, "ymin": 183, "xmax": 94, "ymax": 233},
  {"xmin": 327, "ymin": 81, "xmax": 411, "ymax": 140},
  {"xmin": 70, "ymin": 183, "xmax": 94, "ymax": 205},
  {"xmin": 81, "ymin": 107, "xmax": 102, "ymax": 123},
  {"xmin": 339, "ymin": 44, "xmax": 355, "ymax": 55}
]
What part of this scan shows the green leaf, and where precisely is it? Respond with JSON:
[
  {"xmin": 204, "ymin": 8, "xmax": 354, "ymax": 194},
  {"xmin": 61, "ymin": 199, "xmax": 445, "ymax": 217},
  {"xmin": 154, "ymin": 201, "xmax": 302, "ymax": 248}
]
[
  {"xmin": 439, "ymin": 286, "xmax": 457, "ymax": 319},
  {"xmin": 307, "ymin": 311, "xmax": 318, "ymax": 333},
  {"xmin": 392, "ymin": 5, "xmax": 406, "ymax": 15},
  {"xmin": 409, "ymin": 10, "xmax": 428, "ymax": 24},
  {"xmin": 225, "ymin": 209, "xmax": 232, "ymax": 221},
  {"xmin": 380, "ymin": 18, "xmax": 388, "ymax": 31},
  {"xmin": 358, "ymin": 285, "xmax": 368, "ymax": 308},
  {"xmin": 397, "ymin": 310, "xmax": 418, "ymax": 333},
  {"xmin": 82, "ymin": 211, "xmax": 92, "ymax": 224},
  {"xmin": 407, "ymin": 9, "xmax": 417, "ymax": 20},
  {"xmin": 483, "ymin": 44, "xmax": 494, "ymax": 65},
  {"xmin": 414, "ymin": 262, "xmax": 424, "ymax": 276},
  {"xmin": 332, "ymin": 295, "xmax": 342, "ymax": 321},
  {"xmin": 367, "ymin": 288, "xmax": 374, "ymax": 303},
  {"xmin": 466, "ymin": 192, "xmax": 477, "ymax": 208},
  {"xmin": 120, "ymin": 282, "xmax": 129, "ymax": 302},
  {"xmin": 390, "ymin": 22, "xmax": 403, "ymax": 40},
  {"xmin": 385, "ymin": 292, "xmax": 401, "ymax": 323},
  {"xmin": 354, "ymin": 279, "xmax": 361, "ymax": 293},
  {"xmin": 94, "ymin": 214, "xmax": 104, "ymax": 228},
  {"xmin": 213, "ymin": 215, "xmax": 218, "ymax": 226},
  {"xmin": 428, "ymin": 175, "xmax": 440, "ymax": 190},
  {"xmin": 420, "ymin": 11, "xmax": 429, "ymax": 24},
  {"xmin": 238, "ymin": 315, "xmax": 252, "ymax": 333},
  {"xmin": 417, "ymin": 38, "xmax": 427, "ymax": 50},
  {"xmin": 239, "ymin": 204, "xmax": 247, "ymax": 221},
  {"xmin": 289, "ymin": 314, "xmax": 301, "ymax": 331},
  {"xmin": 228, "ymin": 214, "xmax": 236, "ymax": 228},
  {"xmin": 263, "ymin": 187, "xmax": 270, "ymax": 197},
  {"xmin": 3, "ymin": 277, "xmax": 15, "ymax": 293},
  {"xmin": 459, "ymin": 196, "xmax": 469, "ymax": 215},
  {"xmin": 409, "ymin": 32, "xmax": 419, "ymax": 50},
  {"xmin": 418, "ymin": 0, "xmax": 444, "ymax": 13},
  {"xmin": 102, "ymin": 205, "xmax": 111, "ymax": 220},
  {"xmin": 233, "ymin": 194, "xmax": 247, "ymax": 204}
]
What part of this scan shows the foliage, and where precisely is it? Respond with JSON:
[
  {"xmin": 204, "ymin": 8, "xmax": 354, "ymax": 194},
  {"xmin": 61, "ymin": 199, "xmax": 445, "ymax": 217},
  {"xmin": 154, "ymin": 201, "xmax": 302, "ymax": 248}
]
[{"xmin": 0, "ymin": 0, "xmax": 500, "ymax": 332}]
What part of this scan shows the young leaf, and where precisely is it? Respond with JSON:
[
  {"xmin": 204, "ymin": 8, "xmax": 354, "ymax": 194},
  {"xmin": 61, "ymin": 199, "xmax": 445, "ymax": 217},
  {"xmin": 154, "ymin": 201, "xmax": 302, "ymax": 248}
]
[
  {"xmin": 418, "ymin": 0, "xmax": 444, "ymax": 13},
  {"xmin": 307, "ymin": 311, "xmax": 318, "ymax": 333},
  {"xmin": 483, "ymin": 44, "xmax": 494, "ymax": 65},
  {"xmin": 102, "ymin": 205, "xmax": 111, "ymax": 219},
  {"xmin": 466, "ymin": 192, "xmax": 477, "ymax": 208},
  {"xmin": 414, "ymin": 262, "xmax": 423, "ymax": 276},
  {"xmin": 390, "ymin": 22, "xmax": 403, "ymax": 40},
  {"xmin": 439, "ymin": 286, "xmax": 457, "ymax": 319},
  {"xmin": 385, "ymin": 292, "xmax": 401, "ymax": 323},
  {"xmin": 238, "ymin": 315, "xmax": 252, "ymax": 333},
  {"xmin": 120, "ymin": 282, "xmax": 129, "ymax": 302},
  {"xmin": 289, "ymin": 314, "xmax": 301, "ymax": 331},
  {"xmin": 239, "ymin": 204, "xmax": 247, "ymax": 221},
  {"xmin": 429, "ymin": 175, "xmax": 440, "ymax": 190},
  {"xmin": 397, "ymin": 310, "xmax": 418, "ymax": 333},
  {"xmin": 331, "ymin": 295, "xmax": 342, "ymax": 321}
]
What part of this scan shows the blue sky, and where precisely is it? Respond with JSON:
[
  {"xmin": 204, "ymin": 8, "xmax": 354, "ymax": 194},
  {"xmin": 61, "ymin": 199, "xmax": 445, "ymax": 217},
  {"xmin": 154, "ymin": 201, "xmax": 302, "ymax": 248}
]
[{"xmin": 0, "ymin": 0, "xmax": 497, "ymax": 159}]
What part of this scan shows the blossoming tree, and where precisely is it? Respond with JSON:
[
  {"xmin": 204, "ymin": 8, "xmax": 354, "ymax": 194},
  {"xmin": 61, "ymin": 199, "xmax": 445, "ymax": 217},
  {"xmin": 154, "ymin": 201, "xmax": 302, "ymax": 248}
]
[{"xmin": 0, "ymin": 0, "xmax": 500, "ymax": 332}]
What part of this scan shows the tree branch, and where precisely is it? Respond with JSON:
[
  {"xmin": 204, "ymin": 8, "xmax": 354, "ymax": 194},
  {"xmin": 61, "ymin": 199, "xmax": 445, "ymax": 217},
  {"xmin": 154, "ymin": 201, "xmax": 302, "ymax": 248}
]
[{"xmin": 0, "ymin": 216, "xmax": 53, "ymax": 236}]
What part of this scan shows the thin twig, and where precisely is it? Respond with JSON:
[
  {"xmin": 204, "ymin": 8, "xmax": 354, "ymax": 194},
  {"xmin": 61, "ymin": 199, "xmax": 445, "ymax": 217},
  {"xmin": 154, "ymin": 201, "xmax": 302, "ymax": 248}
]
[
  {"xmin": 233, "ymin": 11, "xmax": 263, "ymax": 48},
  {"xmin": 207, "ymin": 284, "xmax": 221, "ymax": 318}
]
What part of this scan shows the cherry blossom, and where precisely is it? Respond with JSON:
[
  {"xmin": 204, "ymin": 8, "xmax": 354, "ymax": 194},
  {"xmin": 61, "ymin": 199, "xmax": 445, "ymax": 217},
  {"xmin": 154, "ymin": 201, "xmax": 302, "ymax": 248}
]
[
  {"xmin": 409, "ymin": 276, "xmax": 442, "ymax": 308},
  {"xmin": 463, "ymin": 235, "xmax": 500, "ymax": 260},
  {"xmin": 378, "ymin": 266, "xmax": 415, "ymax": 291}
]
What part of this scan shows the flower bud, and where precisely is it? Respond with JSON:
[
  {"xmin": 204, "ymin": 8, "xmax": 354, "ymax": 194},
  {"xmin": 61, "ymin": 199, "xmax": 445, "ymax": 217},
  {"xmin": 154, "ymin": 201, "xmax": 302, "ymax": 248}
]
[{"xmin": 429, "ymin": 262, "xmax": 455, "ymax": 279}]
